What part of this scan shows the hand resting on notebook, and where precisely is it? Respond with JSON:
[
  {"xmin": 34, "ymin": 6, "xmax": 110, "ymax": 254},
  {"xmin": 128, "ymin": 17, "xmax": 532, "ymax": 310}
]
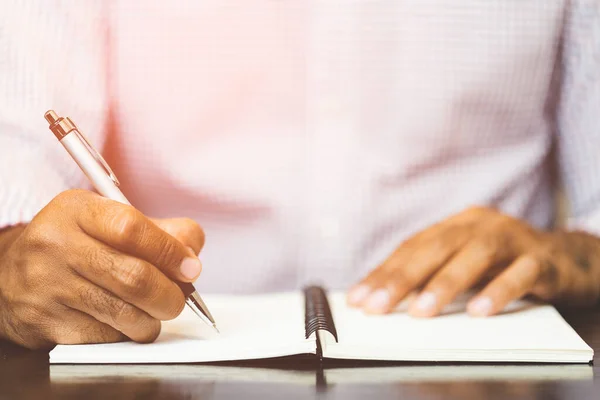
[
  {"xmin": 348, "ymin": 206, "xmax": 600, "ymax": 318},
  {"xmin": 0, "ymin": 189, "xmax": 205, "ymax": 349}
]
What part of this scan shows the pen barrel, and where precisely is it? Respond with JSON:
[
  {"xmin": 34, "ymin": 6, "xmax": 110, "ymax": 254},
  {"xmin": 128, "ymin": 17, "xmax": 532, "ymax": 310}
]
[{"xmin": 60, "ymin": 133, "xmax": 130, "ymax": 205}]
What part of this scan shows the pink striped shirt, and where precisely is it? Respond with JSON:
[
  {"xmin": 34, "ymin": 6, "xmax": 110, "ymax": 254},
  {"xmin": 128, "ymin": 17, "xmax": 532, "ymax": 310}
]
[{"xmin": 1, "ymin": 1, "xmax": 599, "ymax": 293}]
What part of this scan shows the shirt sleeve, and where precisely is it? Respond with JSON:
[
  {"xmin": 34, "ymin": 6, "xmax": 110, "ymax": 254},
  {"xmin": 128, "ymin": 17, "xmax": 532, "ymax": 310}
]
[
  {"xmin": 556, "ymin": 0, "xmax": 600, "ymax": 237},
  {"xmin": 0, "ymin": 1, "xmax": 108, "ymax": 228}
]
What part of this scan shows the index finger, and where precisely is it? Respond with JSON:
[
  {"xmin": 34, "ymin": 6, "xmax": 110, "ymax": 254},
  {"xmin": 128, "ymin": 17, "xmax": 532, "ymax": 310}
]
[{"xmin": 78, "ymin": 198, "xmax": 202, "ymax": 283}]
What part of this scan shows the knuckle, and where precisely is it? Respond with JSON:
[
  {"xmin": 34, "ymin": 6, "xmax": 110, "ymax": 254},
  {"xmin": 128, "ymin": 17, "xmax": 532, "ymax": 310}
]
[
  {"xmin": 19, "ymin": 259, "xmax": 56, "ymax": 292},
  {"xmin": 93, "ymin": 326, "xmax": 124, "ymax": 344},
  {"xmin": 81, "ymin": 244, "xmax": 113, "ymax": 272},
  {"xmin": 77, "ymin": 284, "xmax": 104, "ymax": 315},
  {"xmin": 392, "ymin": 269, "xmax": 422, "ymax": 289},
  {"xmin": 76, "ymin": 285, "xmax": 136, "ymax": 336},
  {"xmin": 101, "ymin": 292, "xmax": 152, "ymax": 338},
  {"xmin": 426, "ymin": 237, "xmax": 448, "ymax": 254},
  {"xmin": 48, "ymin": 317, "xmax": 89, "ymax": 345},
  {"xmin": 430, "ymin": 273, "xmax": 458, "ymax": 292},
  {"xmin": 108, "ymin": 206, "xmax": 144, "ymax": 242},
  {"xmin": 154, "ymin": 237, "xmax": 180, "ymax": 270},
  {"xmin": 82, "ymin": 246, "xmax": 131, "ymax": 289},
  {"xmin": 54, "ymin": 325, "xmax": 94, "ymax": 345},
  {"xmin": 111, "ymin": 300, "xmax": 138, "ymax": 326},
  {"xmin": 417, "ymin": 237, "xmax": 452, "ymax": 261},
  {"xmin": 114, "ymin": 259, "xmax": 153, "ymax": 295},
  {"xmin": 137, "ymin": 319, "xmax": 162, "ymax": 343},
  {"xmin": 49, "ymin": 327, "xmax": 75, "ymax": 345},
  {"xmin": 21, "ymin": 222, "xmax": 63, "ymax": 252},
  {"xmin": 52, "ymin": 321, "xmax": 118, "ymax": 345},
  {"xmin": 468, "ymin": 235, "xmax": 498, "ymax": 262},
  {"xmin": 492, "ymin": 215, "xmax": 522, "ymax": 238}
]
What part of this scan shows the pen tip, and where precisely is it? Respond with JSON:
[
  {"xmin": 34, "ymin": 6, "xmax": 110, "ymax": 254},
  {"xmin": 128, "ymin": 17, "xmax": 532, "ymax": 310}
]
[{"xmin": 213, "ymin": 324, "xmax": 220, "ymax": 334}]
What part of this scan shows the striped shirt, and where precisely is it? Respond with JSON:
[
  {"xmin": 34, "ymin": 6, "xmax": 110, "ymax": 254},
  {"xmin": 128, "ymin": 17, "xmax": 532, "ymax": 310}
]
[{"xmin": 0, "ymin": 0, "xmax": 599, "ymax": 293}]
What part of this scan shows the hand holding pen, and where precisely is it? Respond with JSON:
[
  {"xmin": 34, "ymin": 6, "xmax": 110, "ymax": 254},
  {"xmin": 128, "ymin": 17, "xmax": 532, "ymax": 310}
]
[
  {"xmin": 43, "ymin": 110, "xmax": 218, "ymax": 332},
  {"xmin": 0, "ymin": 111, "xmax": 217, "ymax": 350}
]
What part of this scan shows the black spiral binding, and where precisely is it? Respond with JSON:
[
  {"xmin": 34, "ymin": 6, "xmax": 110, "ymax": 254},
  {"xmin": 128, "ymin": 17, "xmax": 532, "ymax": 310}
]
[{"xmin": 303, "ymin": 286, "xmax": 338, "ymax": 343}]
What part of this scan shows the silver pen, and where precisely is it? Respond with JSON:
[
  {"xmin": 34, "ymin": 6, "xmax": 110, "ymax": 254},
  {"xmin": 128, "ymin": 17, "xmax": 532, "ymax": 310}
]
[{"xmin": 44, "ymin": 110, "xmax": 219, "ymax": 333}]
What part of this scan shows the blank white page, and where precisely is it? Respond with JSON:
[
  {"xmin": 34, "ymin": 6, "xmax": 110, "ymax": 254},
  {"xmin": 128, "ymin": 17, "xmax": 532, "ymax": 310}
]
[
  {"xmin": 50, "ymin": 292, "xmax": 314, "ymax": 364},
  {"xmin": 323, "ymin": 292, "xmax": 593, "ymax": 363}
]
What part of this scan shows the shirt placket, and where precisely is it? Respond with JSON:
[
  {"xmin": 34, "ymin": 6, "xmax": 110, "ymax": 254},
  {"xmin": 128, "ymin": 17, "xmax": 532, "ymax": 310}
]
[{"xmin": 300, "ymin": 0, "xmax": 361, "ymax": 288}]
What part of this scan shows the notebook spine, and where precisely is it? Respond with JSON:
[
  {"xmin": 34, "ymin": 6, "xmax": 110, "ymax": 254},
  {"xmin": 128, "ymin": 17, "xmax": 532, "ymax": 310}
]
[{"xmin": 303, "ymin": 286, "xmax": 338, "ymax": 342}]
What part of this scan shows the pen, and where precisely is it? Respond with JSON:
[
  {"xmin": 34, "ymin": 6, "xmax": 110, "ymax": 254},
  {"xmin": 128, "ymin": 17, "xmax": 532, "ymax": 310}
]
[{"xmin": 44, "ymin": 110, "xmax": 219, "ymax": 333}]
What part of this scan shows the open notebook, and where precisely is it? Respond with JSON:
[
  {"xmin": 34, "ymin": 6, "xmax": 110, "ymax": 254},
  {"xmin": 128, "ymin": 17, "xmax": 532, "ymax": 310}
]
[{"xmin": 49, "ymin": 286, "xmax": 594, "ymax": 364}]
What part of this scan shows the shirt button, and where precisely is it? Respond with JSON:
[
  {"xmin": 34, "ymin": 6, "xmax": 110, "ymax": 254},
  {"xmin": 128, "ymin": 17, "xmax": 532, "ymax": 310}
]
[{"xmin": 318, "ymin": 218, "xmax": 340, "ymax": 239}]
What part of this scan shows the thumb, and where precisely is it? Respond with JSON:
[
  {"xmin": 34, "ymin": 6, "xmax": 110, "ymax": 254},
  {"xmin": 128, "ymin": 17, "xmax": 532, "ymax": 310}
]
[{"xmin": 151, "ymin": 217, "xmax": 205, "ymax": 256}]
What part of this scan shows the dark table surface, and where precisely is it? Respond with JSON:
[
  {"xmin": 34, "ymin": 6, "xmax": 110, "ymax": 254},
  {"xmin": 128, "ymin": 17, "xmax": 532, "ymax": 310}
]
[{"xmin": 1, "ymin": 307, "xmax": 599, "ymax": 400}]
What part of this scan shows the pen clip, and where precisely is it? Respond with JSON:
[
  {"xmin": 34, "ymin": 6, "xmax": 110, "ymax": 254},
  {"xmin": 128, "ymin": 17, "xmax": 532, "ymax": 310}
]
[{"xmin": 74, "ymin": 128, "xmax": 121, "ymax": 187}]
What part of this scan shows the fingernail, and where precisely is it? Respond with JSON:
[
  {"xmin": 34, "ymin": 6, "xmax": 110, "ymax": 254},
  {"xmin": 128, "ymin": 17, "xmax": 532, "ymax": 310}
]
[
  {"xmin": 347, "ymin": 285, "xmax": 372, "ymax": 305},
  {"xmin": 414, "ymin": 292, "xmax": 437, "ymax": 313},
  {"xmin": 364, "ymin": 289, "xmax": 390, "ymax": 312},
  {"xmin": 180, "ymin": 257, "xmax": 202, "ymax": 280},
  {"xmin": 468, "ymin": 296, "xmax": 493, "ymax": 316}
]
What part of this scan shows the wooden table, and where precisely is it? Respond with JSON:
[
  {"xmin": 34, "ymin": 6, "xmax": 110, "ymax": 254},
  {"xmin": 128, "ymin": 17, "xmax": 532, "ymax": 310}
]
[{"xmin": 2, "ymin": 307, "xmax": 599, "ymax": 400}]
